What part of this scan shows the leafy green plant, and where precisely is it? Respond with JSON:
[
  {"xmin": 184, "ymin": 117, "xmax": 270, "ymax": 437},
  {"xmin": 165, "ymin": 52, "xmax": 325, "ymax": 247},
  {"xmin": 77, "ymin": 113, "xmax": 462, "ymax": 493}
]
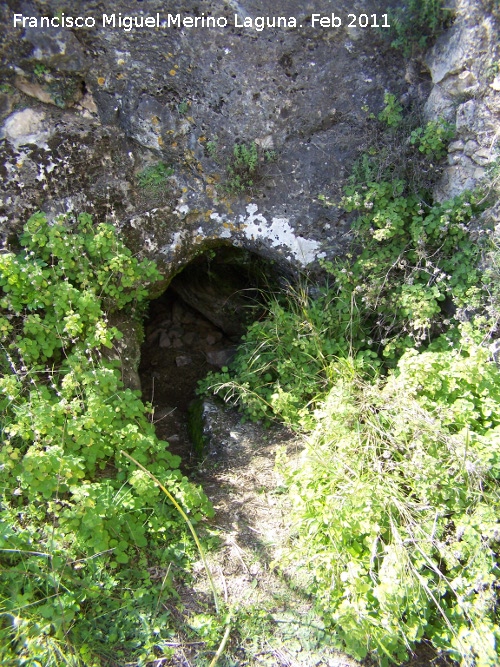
[
  {"xmin": 177, "ymin": 99, "xmax": 190, "ymax": 115},
  {"xmin": 377, "ymin": 93, "xmax": 403, "ymax": 128},
  {"xmin": 137, "ymin": 162, "xmax": 174, "ymax": 191},
  {"xmin": 410, "ymin": 118, "xmax": 455, "ymax": 159},
  {"xmin": 340, "ymin": 182, "xmax": 486, "ymax": 357},
  {"xmin": 389, "ymin": 0, "xmax": 455, "ymax": 55},
  {"xmin": 206, "ymin": 137, "xmax": 219, "ymax": 159},
  {"xmin": 198, "ymin": 283, "xmax": 373, "ymax": 428},
  {"xmin": 199, "ymin": 98, "xmax": 500, "ymax": 666},
  {"xmin": 0, "ymin": 211, "xmax": 213, "ymax": 665},
  {"xmin": 224, "ymin": 141, "xmax": 259, "ymax": 193},
  {"xmin": 276, "ymin": 353, "xmax": 500, "ymax": 665},
  {"xmin": 33, "ymin": 62, "xmax": 50, "ymax": 79}
]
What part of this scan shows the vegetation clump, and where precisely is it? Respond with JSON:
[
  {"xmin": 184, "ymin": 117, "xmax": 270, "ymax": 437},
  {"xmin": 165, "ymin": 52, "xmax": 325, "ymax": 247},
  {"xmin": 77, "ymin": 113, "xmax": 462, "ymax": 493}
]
[
  {"xmin": 200, "ymin": 94, "xmax": 500, "ymax": 665},
  {"xmin": 389, "ymin": 0, "xmax": 455, "ymax": 55},
  {"xmin": 0, "ymin": 212, "xmax": 213, "ymax": 666},
  {"xmin": 137, "ymin": 161, "xmax": 174, "ymax": 191},
  {"xmin": 224, "ymin": 141, "xmax": 259, "ymax": 193}
]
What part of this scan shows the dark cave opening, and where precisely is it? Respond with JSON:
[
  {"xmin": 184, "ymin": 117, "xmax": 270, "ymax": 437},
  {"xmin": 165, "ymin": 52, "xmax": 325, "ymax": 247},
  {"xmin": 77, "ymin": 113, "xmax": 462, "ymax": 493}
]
[{"xmin": 138, "ymin": 245, "xmax": 277, "ymax": 466}]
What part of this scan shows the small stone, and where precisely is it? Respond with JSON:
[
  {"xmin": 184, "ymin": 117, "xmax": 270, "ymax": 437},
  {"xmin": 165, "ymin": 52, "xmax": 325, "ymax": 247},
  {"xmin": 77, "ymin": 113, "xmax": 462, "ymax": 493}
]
[
  {"xmin": 456, "ymin": 100, "xmax": 476, "ymax": 132},
  {"xmin": 159, "ymin": 331, "xmax": 171, "ymax": 348},
  {"xmin": 147, "ymin": 329, "xmax": 160, "ymax": 344},
  {"xmin": 181, "ymin": 310, "xmax": 197, "ymax": 324},
  {"xmin": 171, "ymin": 302, "xmax": 185, "ymax": 323},
  {"xmin": 448, "ymin": 140, "xmax": 464, "ymax": 152},
  {"xmin": 182, "ymin": 331, "xmax": 196, "ymax": 345},
  {"xmin": 206, "ymin": 348, "xmax": 236, "ymax": 368},
  {"xmin": 472, "ymin": 148, "xmax": 491, "ymax": 166},
  {"xmin": 169, "ymin": 325, "xmax": 184, "ymax": 338},
  {"xmin": 206, "ymin": 332, "xmax": 223, "ymax": 345},
  {"xmin": 490, "ymin": 75, "xmax": 500, "ymax": 91},
  {"xmin": 255, "ymin": 135, "xmax": 274, "ymax": 149},
  {"xmin": 175, "ymin": 355, "xmax": 192, "ymax": 367},
  {"xmin": 79, "ymin": 92, "xmax": 98, "ymax": 115},
  {"xmin": 1, "ymin": 108, "xmax": 49, "ymax": 147},
  {"xmin": 463, "ymin": 140, "xmax": 479, "ymax": 157}
]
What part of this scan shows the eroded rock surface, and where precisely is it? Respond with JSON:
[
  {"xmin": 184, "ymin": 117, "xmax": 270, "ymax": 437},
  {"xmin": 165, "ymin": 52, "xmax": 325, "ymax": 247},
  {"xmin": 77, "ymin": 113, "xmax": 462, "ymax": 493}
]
[
  {"xmin": 425, "ymin": 0, "xmax": 500, "ymax": 201},
  {"xmin": 0, "ymin": 0, "xmax": 414, "ymax": 276}
]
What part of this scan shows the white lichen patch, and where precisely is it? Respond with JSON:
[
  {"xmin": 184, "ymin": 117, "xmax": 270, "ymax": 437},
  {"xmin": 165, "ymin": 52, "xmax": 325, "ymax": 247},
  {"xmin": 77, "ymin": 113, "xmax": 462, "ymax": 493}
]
[
  {"xmin": 162, "ymin": 204, "xmax": 324, "ymax": 265},
  {"xmin": 1, "ymin": 109, "xmax": 52, "ymax": 148},
  {"xmin": 239, "ymin": 204, "xmax": 325, "ymax": 264}
]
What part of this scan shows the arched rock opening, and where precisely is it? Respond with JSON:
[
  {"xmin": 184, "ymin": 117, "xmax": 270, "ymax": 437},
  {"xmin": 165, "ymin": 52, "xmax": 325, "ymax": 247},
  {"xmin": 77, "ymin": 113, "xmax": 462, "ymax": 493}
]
[{"xmin": 139, "ymin": 245, "xmax": 280, "ymax": 464}]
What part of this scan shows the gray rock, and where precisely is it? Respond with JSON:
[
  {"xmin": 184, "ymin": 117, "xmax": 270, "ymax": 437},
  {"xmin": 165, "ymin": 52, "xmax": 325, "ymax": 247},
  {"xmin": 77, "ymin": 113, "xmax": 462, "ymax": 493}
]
[
  {"xmin": 175, "ymin": 355, "xmax": 192, "ymax": 367},
  {"xmin": 0, "ymin": 0, "xmax": 411, "ymax": 271},
  {"xmin": 159, "ymin": 332, "xmax": 172, "ymax": 348},
  {"xmin": 206, "ymin": 347, "xmax": 236, "ymax": 368}
]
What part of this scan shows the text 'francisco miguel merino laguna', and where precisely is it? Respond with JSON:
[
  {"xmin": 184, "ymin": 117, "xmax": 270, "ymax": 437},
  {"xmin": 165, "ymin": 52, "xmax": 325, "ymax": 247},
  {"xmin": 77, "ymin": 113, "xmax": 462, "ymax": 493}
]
[{"xmin": 13, "ymin": 12, "xmax": 390, "ymax": 31}]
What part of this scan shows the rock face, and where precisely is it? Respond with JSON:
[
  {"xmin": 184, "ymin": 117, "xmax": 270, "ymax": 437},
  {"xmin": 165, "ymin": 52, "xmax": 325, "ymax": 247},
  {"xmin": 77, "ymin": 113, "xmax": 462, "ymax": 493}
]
[
  {"xmin": 0, "ymin": 0, "xmax": 414, "ymax": 278},
  {"xmin": 1, "ymin": 0, "xmax": 498, "ymax": 329},
  {"xmin": 424, "ymin": 0, "xmax": 500, "ymax": 202}
]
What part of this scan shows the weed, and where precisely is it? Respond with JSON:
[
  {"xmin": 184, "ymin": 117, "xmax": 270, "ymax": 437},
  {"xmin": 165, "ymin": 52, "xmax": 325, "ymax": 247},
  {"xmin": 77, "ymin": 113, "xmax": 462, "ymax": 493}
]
[
  {"xmin": 177, "ymin": 99, "xmax": 190, "ymax": 115},
  {"xmin": 0, "ymin": 212, "xmax": 213, "ymax": 665},
  {"xmin": 206, "ymin": 137, "xmax": 219, "ymax": 160},
  {"xmin": 277, "ymin": 364, "xmax": 500, "ymax": 665},
  {"xmin": 199, "ymin": 100, "xmax": 500, "ymax": 666},
  {"xmin": 137, "ymin": 162, "xmax": 174, "ymax": 191},
  {"xmin": 377, "ymin": 92, "xmax": 403, "ymax": 128},
  {"xmin": 224, "ymin": 141, "xmax": 259, "ymax": 193},
  {"xmin": 410, "ymin": 117, "xmax": 456, "ymax": 159},
  {"xmin": 389, "ymin": 0, "xmax": 455, "ymax": 56},
  {"xmin": 33, "ymin": 63, "xmax": 50, "ymax": 79}
]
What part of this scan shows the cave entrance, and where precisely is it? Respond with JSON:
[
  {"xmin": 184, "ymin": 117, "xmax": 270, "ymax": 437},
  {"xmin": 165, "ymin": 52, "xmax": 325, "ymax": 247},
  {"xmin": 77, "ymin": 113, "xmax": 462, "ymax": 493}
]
[{"xmin": 139, "ymin": 245, "xmax": 276, "ymax": 466}]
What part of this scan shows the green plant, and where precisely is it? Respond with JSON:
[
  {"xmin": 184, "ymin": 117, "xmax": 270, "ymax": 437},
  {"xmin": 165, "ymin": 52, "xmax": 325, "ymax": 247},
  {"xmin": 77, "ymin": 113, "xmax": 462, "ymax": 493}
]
[
  {"xmin": 410, "ymin": 118, "xmax": 455, "ymax": 160},
  {"xmin": 206, "ymin": 137, "xmax": 219, "ymax": 159},
  {"xmin": 199, "ymin": 96, "xmax": 500, "ymax": 665},
  {"xmin": 486, "ymin": 59, "xmax": 500, "ymax": 81},
  {"xmin": 121, "ymin": 450, "xmax": 220, "ymax": 614},
  {"xmin": 343, "ymin": 183, "xmax": 487, "ymax": 354},
  {"xmin": 177, "ymin": 99, "xmax": 190, "ymax": 115},
  {"xmin": 389, "ymin": 0, "xmax": 455, "ymax": 56},
  {"xmin": 33, "ymin": 63, "xmax": 50, "ymax": 79},
  {"xmin": 0, "ymin": 211, "xmax": 213, "ymax": 665},
  {"xmin": 276, "ymin": 353, "xmax": 500, "ymax": 665},
  {"xmin": 198, "ymin": 282, "xmax": 372, "ymax": 428},
  {"xmin": 137, "ymin": 162, "xmax": 174, "ymax": 191},
  {"xmin": 224, "ymin": 142, "xmax": 259, "ymax": 193},
  {"xmin": 378, "ymin": 93, "xmax": 403, "ymax": 128}
]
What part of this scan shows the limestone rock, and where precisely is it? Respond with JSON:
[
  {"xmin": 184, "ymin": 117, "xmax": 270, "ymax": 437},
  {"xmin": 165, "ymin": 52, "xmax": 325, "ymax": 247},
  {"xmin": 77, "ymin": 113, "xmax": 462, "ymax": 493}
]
[
  {"xmin": 424, "ymin": 0, "xmax": 499, "ymax": 203},
  {"xmin": 0, "ymin": 0, "xmax": 411, "ymax": 273}
]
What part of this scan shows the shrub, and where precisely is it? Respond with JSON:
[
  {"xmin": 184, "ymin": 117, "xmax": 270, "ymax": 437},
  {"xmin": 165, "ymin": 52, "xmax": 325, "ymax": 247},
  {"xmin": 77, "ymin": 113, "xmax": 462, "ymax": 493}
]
[
  {"xmin": 389, "ymin": 0, "xmax": 455, "ymax": 56},
  {"xmin": 224, "ymin": 141, "xmax": 259, "ymax": 193},
  {"xmin": 198, "ymin": 283, "xmax": 374, "ymax": 428},
  {"xmin": 276, "ymin": 351, "xmax": 500, "ymax": 665},
  {"xmin": 200, "ymin": 104, "xmax": 500, "ymax": 665},
  {"xmin": 410, "ymin": 118, "xmax": 456, "ymax": 160},
  {"xmin": 0, "ymin": 212, "xmax": 213, "ymax": 665}
]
